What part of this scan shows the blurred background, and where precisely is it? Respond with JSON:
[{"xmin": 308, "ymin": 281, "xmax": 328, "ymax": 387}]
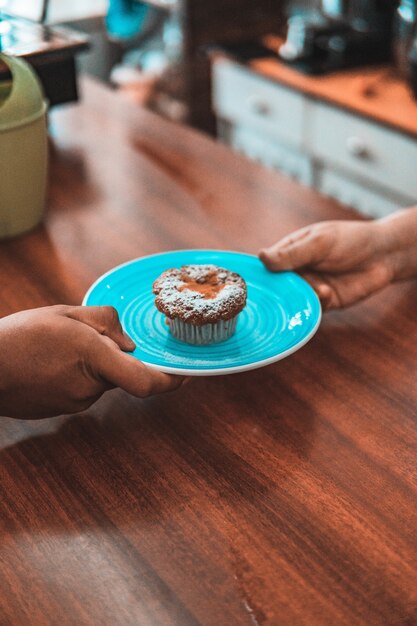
[
  {"xmin": 1, "ymin": 0, "xmax": 417, "ymax": 218},
  {"xmin": 0, "ymin": 0, "xmax": 287, "ymax": 130}
]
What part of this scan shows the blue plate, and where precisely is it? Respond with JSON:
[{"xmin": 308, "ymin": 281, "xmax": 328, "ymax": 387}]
[{"xmin": 83, "ymin": 250, "xmax": 321, "ymax": 376}]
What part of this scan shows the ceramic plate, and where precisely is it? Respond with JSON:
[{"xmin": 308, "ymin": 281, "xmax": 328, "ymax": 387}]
[{"xmin": 83, "ymin": 250, "xmax": 321, "ymax": 375}]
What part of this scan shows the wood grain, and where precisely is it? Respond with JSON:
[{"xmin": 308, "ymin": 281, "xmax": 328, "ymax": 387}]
[{"xmin": 0, "ymin": 77, "xmax": 416, "ymax": 626}]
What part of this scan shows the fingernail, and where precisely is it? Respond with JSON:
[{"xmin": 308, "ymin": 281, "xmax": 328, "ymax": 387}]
[
  {"xmin": 317, "ymin": 286, "xmax": 332, "ymax": 308},
  {"xmin": 258, "ymin": 249, "xmax": 270, "ymax": 261},
  {"xmin": 123, "ymin": 331, "xmax": 136, "ymax": 350}
]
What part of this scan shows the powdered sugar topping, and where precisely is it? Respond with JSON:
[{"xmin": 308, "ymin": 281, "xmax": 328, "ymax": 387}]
[{"xmin": 153, "ymin": 264, "xmax": 247, "ymax": 324}]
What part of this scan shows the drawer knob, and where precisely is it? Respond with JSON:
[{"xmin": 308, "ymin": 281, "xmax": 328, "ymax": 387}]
[
  {"xmin": 346, "ymin": 136, "xmax": 368, "ymax": 158},
  {"xmin": 247, "ymin": 96, "xmax": 271, "ymax": 116}
]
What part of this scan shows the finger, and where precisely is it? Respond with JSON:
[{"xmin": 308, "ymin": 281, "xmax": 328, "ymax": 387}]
[
  {"xmin": 314, "ymin": 264, "xmax": 390, "ymax": 311},
  {"xmin": 91, "ymin": 337, "xmax": 184, "ymax": 397},
  {"xmin": 299, "ymin": 271, "xmax": 334, "ymax": 311},
  {"xmin": 65, "ymin": 305, "xmax": 136, "ymax": 352},
  {"xmin": 267, "ymin": 226, "xmax": 312, "ymax": 250},
  {"xmin": 259, "ymin": 227, "xmax": 326, "ymax": 271},
  {"xmin": 316, "ymin": 284, "xmax": 334, "ymax": 310}
]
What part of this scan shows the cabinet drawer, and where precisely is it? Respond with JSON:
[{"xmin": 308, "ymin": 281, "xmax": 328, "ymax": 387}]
[
  {"xmin": 229, "ymin": 124, "xmax": 314, "ymax": 186},
  {"xmin": 317, "ymin": 169, "xmax": 408, "ymax": 218},
  {"xmin": 212, "ymin": 59, "xmax": 306, "ymax": 148},
  {"xmin": 310, "ymin": 102, "xmax": 417, "ymax": 199}
]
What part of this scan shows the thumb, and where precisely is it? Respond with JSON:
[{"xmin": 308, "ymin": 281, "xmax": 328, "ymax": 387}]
[
  {"xmin": 65, "ymin": 305, "xmax": 136, "ymax": 352},
  {"xmin": 259, "ymin": 227, "xmax": 323, "ymax": 272},
  {"xmin": 91, "ymin": 336, "xmax": 184, "ymax": 397}
]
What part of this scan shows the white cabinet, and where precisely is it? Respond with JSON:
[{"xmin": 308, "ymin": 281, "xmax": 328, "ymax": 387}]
[
  {"xmin": 213, "ymin": 60, "xmax": 308, "ymax": 148},
  {"xmin": 310, "ymin": 102, "xmax": 417, "ymax": 201},
  {"xmin": 317, "ymin": 169, "xmax": 402, "ymax": 218},
  {"xmin": 219, "ymin": 122, "xmax": 314, "ymax": 186},
  {"xmin": 212, "ymin": 58, "xmax": 417, "ymax": 217}
]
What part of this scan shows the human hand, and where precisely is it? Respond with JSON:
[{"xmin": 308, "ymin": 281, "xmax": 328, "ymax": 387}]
[
  {"xmin": 259, "ymin": 219, "xmax": 395, "ymax": 310},
  {"xmin": 0, "ymin": 305, "xmax": 184, "ymax": 419}
]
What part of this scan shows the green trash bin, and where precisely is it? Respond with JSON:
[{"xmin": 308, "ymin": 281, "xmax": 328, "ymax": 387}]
[{"xmin": 0, "ymin": 53, "xmax": 48, "ymax": 238}]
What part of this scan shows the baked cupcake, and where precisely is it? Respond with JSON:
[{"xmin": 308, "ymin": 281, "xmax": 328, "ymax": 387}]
[{"xmin": 152, "ymin": 264, "xmax": 247, "ymax": 345}]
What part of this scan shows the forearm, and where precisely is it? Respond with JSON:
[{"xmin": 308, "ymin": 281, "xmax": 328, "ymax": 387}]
[{"xmin": 377, "ymin": 206, "xmax": 417, "ymax": 282}]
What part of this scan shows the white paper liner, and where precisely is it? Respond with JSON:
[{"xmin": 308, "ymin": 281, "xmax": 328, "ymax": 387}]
[{"xmin": 168, "ymin": 316, "xmax": 238, "ymax": 345}]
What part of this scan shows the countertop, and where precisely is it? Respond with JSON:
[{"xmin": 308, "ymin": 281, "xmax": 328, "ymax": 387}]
[
  {"xmin": 0, "ymin": 76, "xmax": 416, "ymax": 625},
  {"xmin": 217, "ymin": 34, "xmax": 417, "ymax": 139}
]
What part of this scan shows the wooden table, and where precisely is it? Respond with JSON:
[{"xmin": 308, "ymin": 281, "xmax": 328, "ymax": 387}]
[{"xmin": 0, "ymin": 77, "xmax": 416, "ymax": 626}]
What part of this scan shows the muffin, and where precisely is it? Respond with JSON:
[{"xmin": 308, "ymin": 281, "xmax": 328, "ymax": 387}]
[{"xmin": 152, "ymin": 264, "xmax": 247, "ymax": 345}]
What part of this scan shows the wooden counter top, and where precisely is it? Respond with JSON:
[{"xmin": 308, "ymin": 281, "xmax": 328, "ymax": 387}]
[
  {"xmin": 239, "ymin": 35, "xmax": 417, "ymax": 139},
  {"xmin": 0, "ymin": 77, "xmax": 416, "ymax": 625}
]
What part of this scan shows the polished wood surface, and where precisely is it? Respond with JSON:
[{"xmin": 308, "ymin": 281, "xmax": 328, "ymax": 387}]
[
  {"xmin": 0, "ymin": 77, "xmax": 416, "ymax": 626},
  {"xmin": 242, "ymin": 35, "xmax": 417, "ymax": 139}
]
